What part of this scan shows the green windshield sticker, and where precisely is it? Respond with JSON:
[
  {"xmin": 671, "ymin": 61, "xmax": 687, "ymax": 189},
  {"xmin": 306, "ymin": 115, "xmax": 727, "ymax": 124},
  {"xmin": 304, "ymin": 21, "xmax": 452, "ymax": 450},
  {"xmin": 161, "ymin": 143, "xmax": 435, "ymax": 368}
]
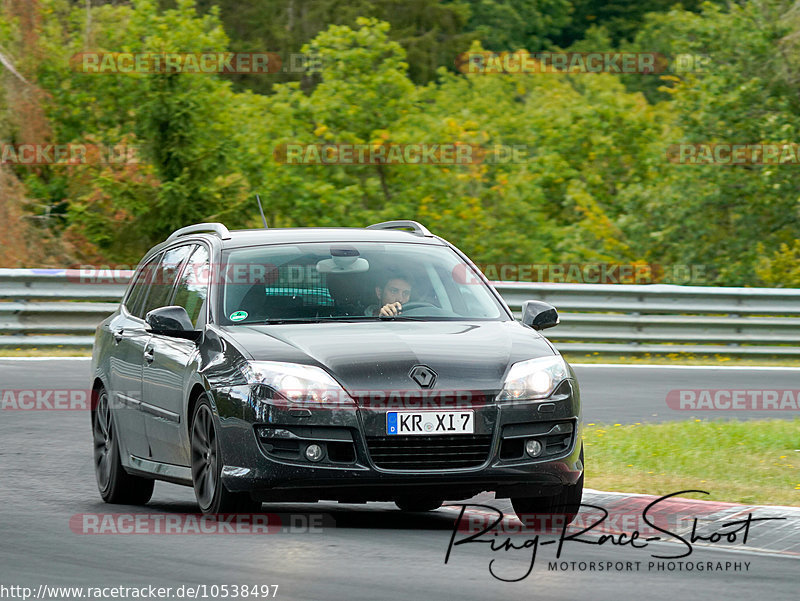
[{"xmin": 229, "ymin": 310, "xmax": 248, "ymax": 322}]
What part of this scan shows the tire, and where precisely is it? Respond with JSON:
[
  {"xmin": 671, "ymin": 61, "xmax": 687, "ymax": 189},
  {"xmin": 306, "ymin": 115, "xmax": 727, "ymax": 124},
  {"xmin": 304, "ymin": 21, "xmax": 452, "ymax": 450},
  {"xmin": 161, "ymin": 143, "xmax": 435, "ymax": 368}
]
[
  {"xmin": 394, "ymin": 496, "xmax": 443, "ymax": 512},
  {"xmin": 93, "ymin": 388, "xmax": 155, "ymax": 505},
  {"xmin": 511, "ymin": 448, "xmax": 584, "ymax": 527},
  {"xmin": 191, "ymin": 395, "xmax": 262, "ymax": 514}
]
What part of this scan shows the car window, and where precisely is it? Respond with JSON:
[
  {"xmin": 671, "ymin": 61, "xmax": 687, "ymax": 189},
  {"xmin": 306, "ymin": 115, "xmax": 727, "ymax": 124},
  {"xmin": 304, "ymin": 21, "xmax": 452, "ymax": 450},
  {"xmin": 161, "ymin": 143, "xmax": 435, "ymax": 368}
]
[
  {"xmin": 218, "ymin": 242, "xmax": 508, "ymax": 324},
  {"xmin": 125, "ymin": 253, "xmax": 162, "ymax": 320},
  {"xmin": 171, "ymin": 245, "xmax": 210, "ymax": 328},
  {"xmin": 139, "ymin": 244, "xmax": 196, "ymax": 318}
]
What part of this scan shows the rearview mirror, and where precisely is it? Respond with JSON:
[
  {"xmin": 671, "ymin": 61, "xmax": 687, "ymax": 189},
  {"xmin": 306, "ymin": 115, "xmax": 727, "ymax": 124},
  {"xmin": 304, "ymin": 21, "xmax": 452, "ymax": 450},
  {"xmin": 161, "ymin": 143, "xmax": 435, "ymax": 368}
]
[
  {"xmin": 521, "ymin": 300, "xmax": 559, "ymax": 330},
  {"xmin": 316, "ymin": 245, "xmax": 370, "ymax": 274},
  {"xmin": 145, "ymin": 306, "xmax": 201, "ymax": 341}
]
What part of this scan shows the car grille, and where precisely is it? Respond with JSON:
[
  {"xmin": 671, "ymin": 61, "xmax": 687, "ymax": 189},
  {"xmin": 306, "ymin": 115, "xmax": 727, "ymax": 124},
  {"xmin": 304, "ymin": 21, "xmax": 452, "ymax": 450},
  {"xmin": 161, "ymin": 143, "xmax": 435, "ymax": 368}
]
[{"xmin": 366, "ymin": 434, "xmax": 492, "ymax": 470}]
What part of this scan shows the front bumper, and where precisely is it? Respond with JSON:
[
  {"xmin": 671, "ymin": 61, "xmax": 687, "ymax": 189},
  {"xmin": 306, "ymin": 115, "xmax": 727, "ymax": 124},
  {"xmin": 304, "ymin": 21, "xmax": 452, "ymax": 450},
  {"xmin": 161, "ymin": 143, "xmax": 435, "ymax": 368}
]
[{"xmin": 211, "ymin": 381, "xmax": 583, "ymax": 502}]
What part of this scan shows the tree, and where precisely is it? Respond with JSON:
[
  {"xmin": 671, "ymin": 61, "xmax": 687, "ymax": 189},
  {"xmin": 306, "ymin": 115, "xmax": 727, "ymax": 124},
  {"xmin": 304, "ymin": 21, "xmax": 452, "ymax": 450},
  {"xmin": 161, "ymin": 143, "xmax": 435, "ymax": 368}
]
[
  {"xmin": 463, "ymin": 0, "xmax": 572, "ymax": 51},
  {"xmin": 187, "ymin": 0, "xmax": 475, "ymax": 92},
  {"xmin": 2, "ymin": 0, "xmax": 260, "ymax": 262},
  {"xmin": 251, "ymin": 22, "xmax": 667, "ymax": 266},
  {"xmin": 618, "ymin": 0, "xmax": 800, "ymax": 285},
  {"xmin": 554, "ymin": 0, "xmax": 708, "ymax": 47}
]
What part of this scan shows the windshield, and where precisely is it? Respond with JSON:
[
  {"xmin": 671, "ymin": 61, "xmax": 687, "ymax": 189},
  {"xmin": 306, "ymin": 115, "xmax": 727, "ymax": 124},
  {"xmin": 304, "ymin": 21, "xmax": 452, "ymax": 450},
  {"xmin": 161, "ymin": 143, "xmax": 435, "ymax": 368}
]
[{"xmin": 217, "ymin": 242, "xmax": 508, "ymax": 324}]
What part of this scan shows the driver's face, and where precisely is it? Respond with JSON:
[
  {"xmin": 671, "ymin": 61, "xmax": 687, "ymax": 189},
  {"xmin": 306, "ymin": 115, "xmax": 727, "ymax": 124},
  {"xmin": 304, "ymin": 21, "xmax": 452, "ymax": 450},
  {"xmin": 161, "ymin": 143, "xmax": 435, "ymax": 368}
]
[{"xmin": 377, "ymin": 278, "xmax": 411, "ymax": 305}]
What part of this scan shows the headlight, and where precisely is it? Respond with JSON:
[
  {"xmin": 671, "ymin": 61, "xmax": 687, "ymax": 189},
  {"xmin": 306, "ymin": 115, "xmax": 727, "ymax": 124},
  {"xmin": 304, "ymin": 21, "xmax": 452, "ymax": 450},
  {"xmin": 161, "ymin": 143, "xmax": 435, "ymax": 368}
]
[
  {"xmin": 497, "ymin": 356, "xmax": 569, "ymax": 401},
  {"xmin": 243, "ymin": 361, "xmax": 354, "ymax": 405}
]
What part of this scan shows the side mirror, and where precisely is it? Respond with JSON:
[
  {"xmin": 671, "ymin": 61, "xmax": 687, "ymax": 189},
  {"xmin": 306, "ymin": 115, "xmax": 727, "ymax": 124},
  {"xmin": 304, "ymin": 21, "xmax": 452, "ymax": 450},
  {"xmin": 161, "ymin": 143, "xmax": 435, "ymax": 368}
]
[
  {"xmin": 521, "ymin": 300, "xmax": 559, "ymax": 330},
  {"xmin": 145, "ymin": 306, "xmax": 201, "ymax": 341}
]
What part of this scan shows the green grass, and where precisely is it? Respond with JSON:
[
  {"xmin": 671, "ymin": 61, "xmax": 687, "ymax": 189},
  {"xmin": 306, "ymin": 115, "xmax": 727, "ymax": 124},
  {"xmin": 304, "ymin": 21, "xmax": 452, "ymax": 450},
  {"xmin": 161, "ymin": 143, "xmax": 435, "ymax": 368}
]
[
  {"xmin": 564, "ymin": 352, "xmax": 800, "ymax": 367},
  {"xmin": 583, "ymin": 419, "xmax": 800, "ymax": 506},
  {"xmin": 0, "ymin": 348, "xmax": 92, "ymax": 357}
]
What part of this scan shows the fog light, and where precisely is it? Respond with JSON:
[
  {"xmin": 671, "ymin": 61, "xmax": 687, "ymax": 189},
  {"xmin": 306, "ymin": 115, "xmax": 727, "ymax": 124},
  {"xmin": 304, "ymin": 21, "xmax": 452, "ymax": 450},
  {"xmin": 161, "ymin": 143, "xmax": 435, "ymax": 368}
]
[
  {"xmin": 525, "ymin": 439, "xmax": 543, "ymax": 457},
  {"xmin": 305, "ymin": 444, "xmax": 324, "ymax": 462}
]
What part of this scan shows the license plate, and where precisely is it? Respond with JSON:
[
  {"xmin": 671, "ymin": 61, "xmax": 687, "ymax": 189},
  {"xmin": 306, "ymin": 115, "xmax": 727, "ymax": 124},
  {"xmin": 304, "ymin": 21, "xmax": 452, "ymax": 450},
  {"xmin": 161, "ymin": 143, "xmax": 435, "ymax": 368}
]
[{"xmin": 386, "ymin": 411, "xmax": 474, "ymax": 435}]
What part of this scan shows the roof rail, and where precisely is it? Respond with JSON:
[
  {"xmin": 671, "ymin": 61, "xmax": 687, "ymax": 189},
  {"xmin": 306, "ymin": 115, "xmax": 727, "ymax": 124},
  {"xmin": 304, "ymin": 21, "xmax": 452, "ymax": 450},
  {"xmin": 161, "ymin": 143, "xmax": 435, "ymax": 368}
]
[
  {"xmin": 166, "ymin": 222, "xmax": 231, "ymax": 243},
  {"xmin": 366, "ymin": 220, "xmax": 433, "ymax": 237}
]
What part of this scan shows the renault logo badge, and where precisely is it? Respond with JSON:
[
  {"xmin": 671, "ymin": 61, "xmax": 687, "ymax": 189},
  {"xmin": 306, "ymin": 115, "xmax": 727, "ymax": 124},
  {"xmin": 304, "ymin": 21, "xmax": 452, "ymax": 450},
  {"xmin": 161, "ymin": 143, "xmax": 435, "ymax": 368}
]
[{"xmin": 409, "ymin": 365, "xmax": 437, "ymax": 388}]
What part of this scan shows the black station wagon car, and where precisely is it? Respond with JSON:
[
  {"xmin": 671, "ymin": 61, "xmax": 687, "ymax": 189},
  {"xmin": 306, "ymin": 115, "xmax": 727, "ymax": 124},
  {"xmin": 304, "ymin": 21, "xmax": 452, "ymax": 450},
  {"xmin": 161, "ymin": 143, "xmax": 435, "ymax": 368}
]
[{"xmin": 91, "ymin": 220, "xmax": 583, "ymax": 520}]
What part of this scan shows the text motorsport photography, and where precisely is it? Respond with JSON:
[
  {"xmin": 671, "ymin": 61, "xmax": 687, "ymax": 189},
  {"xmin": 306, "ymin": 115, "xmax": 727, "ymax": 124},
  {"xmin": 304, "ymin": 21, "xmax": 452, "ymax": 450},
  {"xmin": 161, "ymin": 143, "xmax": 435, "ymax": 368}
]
[{"xmin": 442, "ymin": 490, "xmax": 789, "ymax": 582}]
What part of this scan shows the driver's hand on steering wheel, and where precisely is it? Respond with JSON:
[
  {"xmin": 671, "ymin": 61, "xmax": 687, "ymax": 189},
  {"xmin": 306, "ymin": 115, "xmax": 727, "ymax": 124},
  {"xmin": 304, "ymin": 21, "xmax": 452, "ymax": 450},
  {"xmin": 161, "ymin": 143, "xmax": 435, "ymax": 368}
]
[{"xmin": 379, "ymin": 302, "xmax": 403, "ymax": 317}]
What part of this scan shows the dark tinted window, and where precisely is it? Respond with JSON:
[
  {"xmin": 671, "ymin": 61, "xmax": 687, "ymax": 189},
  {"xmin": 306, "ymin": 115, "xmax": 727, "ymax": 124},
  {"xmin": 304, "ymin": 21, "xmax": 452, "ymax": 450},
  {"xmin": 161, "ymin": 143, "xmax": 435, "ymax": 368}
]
[
  {"xmin": 172, "ymin": 245, "xmax": 210, "ymax": 327},
  {"xmin": 219, "ymin": 242, "xmax": 507, "ymax": 324},
  {"xmin": 125, "ymin": 253, "xmax": 162, "ymax": 319},
  {"xmin": 140, "ymin": 245, "xmax": 196, "ymax": 318}
]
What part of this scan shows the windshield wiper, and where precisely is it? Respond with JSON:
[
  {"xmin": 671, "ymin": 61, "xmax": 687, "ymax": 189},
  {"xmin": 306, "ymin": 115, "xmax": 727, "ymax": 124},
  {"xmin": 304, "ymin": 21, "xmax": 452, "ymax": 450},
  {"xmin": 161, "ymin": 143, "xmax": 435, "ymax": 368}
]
[
  {"xmin": 264, "ymin": 316, "xmax": 379, "ymax": 324},
  {"xmin": 261, "ymin": 315, "xmax": 445, "ymax": 324},
  {"xmin": 310, "ymin": 316, "xmax": 383, "ymax": 322},
  {"xmin": 263, "ymin": 318, "xmax": 321, "ymax": 324}
]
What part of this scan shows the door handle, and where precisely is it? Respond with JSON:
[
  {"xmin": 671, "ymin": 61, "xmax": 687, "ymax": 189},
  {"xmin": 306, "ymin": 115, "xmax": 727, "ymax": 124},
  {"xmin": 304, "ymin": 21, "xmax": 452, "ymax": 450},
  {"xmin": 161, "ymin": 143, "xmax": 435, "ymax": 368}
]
[
  {"xmin": 113, "ymin": 328, "xmax": 124, "ymax": 343},
  {"xmin": 143, "ymin": 347, "xmax": 155, "ymax": 364}
]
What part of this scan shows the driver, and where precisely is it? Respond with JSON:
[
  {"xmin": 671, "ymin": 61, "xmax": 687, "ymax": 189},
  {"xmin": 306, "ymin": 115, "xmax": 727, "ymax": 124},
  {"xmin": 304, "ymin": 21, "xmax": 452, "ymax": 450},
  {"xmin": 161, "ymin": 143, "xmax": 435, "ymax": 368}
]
[{"xmin": 366, "ymin": 272, "xmax": 412, "ymax": 317}]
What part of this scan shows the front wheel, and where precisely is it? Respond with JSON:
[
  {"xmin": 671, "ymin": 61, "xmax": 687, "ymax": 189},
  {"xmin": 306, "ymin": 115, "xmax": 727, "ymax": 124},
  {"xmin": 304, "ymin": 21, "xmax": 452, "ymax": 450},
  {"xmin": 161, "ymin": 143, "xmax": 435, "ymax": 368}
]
[
  {"xmin": 511, "ymin": 449, "xmax": 584, "ymax": 526},
  {"xmin": 191, "ymin": 395, "xmax": 262, "ymax": 514},
  {"xmin": 93, "ymin": 388, "xmax": 154, "ymax": 505},
  {"xmin": 511, "ymin": 475, "xmax": 583, "ymax": 526}
]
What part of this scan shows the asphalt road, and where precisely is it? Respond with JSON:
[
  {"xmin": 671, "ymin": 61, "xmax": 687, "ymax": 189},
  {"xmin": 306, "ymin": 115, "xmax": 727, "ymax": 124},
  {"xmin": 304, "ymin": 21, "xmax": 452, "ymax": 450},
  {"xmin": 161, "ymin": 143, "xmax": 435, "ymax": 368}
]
[
  {"xmin": 0, "ymin": 359, "xmax": 797, "ymax": 600},
  {"xmin": 573, "ymin": 364, "xmax": 800, "ymax": 423}
]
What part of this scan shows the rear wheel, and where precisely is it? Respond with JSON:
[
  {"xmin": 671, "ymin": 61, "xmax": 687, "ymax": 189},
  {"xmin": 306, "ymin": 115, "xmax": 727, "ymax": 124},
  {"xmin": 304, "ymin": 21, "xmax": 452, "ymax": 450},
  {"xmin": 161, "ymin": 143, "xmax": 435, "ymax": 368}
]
[
  {"xmin": 394, "ymin": 496, "xmax": 443, "ymax": 512},
  {"xmin": 93, "ymin": 388, "xmax": 154, "ymax": 505},
  {"xmin": 191, "ymin": 396, "xmax": 262, "ymax": 514}
]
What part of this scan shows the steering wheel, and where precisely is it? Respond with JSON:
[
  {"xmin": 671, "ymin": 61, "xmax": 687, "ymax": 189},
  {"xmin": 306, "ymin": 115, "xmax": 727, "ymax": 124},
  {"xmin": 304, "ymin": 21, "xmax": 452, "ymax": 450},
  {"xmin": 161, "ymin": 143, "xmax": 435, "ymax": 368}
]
[{"xmin": 400, "ymin": 301, "xmax": 437, "ymax": 312}]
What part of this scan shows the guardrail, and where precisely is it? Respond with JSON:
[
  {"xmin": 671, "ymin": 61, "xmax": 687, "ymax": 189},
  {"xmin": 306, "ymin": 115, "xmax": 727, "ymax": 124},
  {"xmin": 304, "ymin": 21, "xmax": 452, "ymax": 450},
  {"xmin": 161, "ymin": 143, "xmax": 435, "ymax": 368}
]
[{"xmin": 1, "ymin": 269, "xmax": 799, "ymax": 356}]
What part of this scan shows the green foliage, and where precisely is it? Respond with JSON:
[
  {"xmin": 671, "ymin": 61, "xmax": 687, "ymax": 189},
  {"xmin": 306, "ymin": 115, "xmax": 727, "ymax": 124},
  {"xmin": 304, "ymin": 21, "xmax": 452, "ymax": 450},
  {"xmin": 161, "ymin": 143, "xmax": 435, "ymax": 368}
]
[
  {"xmin": 3, "ymin": 0, "xmax": 259, "ymax": 261},
  {"xmin": 756, "ymin": 240, "xmax": 800, "ymax": 287},
  {"xmin": 619, "ymin": 0, "xmax": 800, "ymax": 285},
  {"xmin": 245, "ymin": 24, "xmax": 665, "ymax": 266},
  {"xmin": 0, "ymin": 0, "xmax": 798, "ymax": 288},
  {"xmin": 555, "ymin": 0, "xmax": 709, "ymax": 47},
  {"xmin": 187, "ymin": 0, "xmax": 475, "ymax": 91},
  {"xmin": 463, "ymin": 0, "xmax": 573, "ymax": 51}
]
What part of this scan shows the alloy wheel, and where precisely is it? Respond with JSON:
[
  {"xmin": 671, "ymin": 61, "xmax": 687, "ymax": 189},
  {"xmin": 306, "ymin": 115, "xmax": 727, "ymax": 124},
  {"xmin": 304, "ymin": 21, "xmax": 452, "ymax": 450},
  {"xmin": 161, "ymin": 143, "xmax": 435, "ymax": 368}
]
[
  {"xmin": 191, "ymin": 404, "xmax": 218, "ymax": 510},
  {"xmin": 92, "ymin": 391, "xmax": 113, "ymax": 492}
]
